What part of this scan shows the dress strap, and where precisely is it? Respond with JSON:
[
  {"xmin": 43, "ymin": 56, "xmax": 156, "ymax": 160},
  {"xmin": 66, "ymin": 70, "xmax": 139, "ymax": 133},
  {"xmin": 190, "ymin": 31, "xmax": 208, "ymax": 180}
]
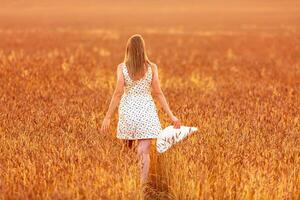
[
  {"xmin": 146, "ymin": 63, "xmax": 152, "ymax": 81},
  {"xmin": 121, "ymin": 63, "xmax": 132, "ymax": 84}
]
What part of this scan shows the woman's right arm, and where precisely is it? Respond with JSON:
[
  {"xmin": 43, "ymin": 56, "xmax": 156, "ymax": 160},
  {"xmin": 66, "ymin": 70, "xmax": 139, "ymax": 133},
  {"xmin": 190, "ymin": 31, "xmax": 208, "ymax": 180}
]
[{"xmin": 151, "ymin": 63, "xmax": 181, "ymax": 128}]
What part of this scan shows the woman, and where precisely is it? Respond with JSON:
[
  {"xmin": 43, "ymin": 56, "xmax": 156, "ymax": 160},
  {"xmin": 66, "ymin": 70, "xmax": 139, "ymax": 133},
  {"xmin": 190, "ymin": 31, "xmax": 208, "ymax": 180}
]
[{"xmin": 100, "ymin": 34, "xmax": 181, "ymax": 185}]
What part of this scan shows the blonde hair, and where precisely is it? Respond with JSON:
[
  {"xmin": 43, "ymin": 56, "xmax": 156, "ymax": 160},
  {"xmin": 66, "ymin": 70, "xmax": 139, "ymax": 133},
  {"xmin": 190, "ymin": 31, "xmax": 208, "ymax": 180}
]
[{"xmin": 124, "ymin": 34, "xmax": 152, "ymax": 81}]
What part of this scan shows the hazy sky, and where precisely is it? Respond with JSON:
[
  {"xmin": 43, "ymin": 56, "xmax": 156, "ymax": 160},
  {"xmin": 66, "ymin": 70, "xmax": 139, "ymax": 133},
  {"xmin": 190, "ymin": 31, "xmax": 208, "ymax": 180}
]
[{"xmin": 0, "ymin": 0, "xmax": 299, "ymax": 29}]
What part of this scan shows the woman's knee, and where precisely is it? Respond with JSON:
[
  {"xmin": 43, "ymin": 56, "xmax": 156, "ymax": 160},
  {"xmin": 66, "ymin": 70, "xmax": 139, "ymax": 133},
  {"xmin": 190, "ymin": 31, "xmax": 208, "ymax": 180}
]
[{"xmin": 137, "ymin": 139, "xmax": 151, "ymax": 155}]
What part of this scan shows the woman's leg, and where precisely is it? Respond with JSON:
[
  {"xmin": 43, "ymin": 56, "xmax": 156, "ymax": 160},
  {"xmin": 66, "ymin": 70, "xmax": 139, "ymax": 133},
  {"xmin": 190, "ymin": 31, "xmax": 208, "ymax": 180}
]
[
  {"xmin": 137, "ymin": 139, "xmax": 151, "ymax": 185},
  {"xmin": 125, "ymin": 139, "xmax": 134, "ymax": 149},
  {"xmin": 122, "ymin": 139, "xmax": 133, "ymax": 153}
]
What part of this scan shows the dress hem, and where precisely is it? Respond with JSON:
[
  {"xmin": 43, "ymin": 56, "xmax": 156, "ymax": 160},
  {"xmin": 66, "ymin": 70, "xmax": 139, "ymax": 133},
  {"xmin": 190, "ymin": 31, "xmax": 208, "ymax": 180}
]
[{"xmin": 116, "ymin": 136, "xmax": 158, "ymax": 140}]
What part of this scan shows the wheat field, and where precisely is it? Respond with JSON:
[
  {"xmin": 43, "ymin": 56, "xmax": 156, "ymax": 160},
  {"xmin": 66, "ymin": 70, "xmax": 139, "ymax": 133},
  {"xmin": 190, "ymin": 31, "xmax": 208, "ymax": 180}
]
[{"xmin": 0, "ymin": 1, "xmax": 300, "ymax": 200}]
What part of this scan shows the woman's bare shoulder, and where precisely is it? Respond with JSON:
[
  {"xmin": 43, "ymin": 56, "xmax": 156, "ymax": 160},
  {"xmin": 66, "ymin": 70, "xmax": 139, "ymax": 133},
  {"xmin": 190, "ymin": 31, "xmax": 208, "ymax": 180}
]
[
  {"xmin": 118, "ymin": 62, "xmax": 125, "ymax": 67},
  {"xmin": 149, "ymin": 62, "xmax": 158, "ymax": 71},
  {"xmin": 117, "ymin": 62, "xmax": 125, "ymax": 70}
]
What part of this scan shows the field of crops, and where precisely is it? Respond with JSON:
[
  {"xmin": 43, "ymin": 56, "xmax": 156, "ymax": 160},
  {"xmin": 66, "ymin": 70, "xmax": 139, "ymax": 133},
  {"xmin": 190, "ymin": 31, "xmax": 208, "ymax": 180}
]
[{"xmin": 0, "ymin": 1, "xmax": 300, "ymax": 199}]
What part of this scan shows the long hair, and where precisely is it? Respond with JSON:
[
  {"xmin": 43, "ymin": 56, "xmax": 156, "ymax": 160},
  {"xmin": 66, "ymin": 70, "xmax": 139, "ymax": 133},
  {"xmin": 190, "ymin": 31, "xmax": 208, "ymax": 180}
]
[{"xmin": 124, "ymin": 34, "xmax": 152, "ymax": 81}]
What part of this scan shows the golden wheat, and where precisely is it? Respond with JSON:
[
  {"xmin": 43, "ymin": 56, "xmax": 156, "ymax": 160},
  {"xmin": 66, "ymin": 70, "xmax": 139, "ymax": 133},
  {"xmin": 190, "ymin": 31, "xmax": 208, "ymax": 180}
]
[{"xmin": 0, "ymin": 15, "xmax": 300, "ymax": 200}]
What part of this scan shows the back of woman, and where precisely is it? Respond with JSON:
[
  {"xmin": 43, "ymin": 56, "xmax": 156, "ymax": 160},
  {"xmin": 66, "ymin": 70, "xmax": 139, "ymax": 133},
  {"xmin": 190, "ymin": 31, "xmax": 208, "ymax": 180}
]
[
  {"xmin": 100, "ymin": 34, "xmax": 181, "ymax": 189},
  {"xmin": 117, "ymin": 61, "xmax": 162, "ymax": 139}
]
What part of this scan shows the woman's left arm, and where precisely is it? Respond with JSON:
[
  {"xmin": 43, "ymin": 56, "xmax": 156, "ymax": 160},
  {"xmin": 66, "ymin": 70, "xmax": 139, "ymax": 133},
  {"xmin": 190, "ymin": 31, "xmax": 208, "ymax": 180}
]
[{"xmin": 100, "ymin": 64, "xmax": 125, "ymax": 133}]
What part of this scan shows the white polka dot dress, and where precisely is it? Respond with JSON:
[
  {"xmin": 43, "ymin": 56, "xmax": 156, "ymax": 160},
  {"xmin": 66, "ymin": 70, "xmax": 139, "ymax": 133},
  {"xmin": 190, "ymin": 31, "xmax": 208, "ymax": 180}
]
[{"xmin": 116, "ymin": 62, "xmax": 163, "ymax": 140}]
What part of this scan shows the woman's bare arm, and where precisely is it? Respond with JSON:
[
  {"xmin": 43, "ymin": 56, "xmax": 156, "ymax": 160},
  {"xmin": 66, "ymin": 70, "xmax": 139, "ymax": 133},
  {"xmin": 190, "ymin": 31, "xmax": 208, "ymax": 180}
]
[
  {"xmin": 101, "ymin": 64, "xmax": 124, "ymax": 133},
  {"xmin": 151, "ymin": 63, "xmax": 181, "ymax": 128}
]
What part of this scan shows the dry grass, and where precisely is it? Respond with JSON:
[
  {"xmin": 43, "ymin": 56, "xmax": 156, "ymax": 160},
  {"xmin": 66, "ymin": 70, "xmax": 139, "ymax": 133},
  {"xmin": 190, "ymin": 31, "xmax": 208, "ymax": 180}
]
[{"xmin": 0, "ymin": 3, "xmax": 300, "ymax": 199}]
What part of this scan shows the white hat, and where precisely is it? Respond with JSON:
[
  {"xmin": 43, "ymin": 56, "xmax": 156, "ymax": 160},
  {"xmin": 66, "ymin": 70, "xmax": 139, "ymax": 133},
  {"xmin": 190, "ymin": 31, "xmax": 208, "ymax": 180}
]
[{"xmin": 156, "ymin": 125, "xmax": 198, "ymax": 153}]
